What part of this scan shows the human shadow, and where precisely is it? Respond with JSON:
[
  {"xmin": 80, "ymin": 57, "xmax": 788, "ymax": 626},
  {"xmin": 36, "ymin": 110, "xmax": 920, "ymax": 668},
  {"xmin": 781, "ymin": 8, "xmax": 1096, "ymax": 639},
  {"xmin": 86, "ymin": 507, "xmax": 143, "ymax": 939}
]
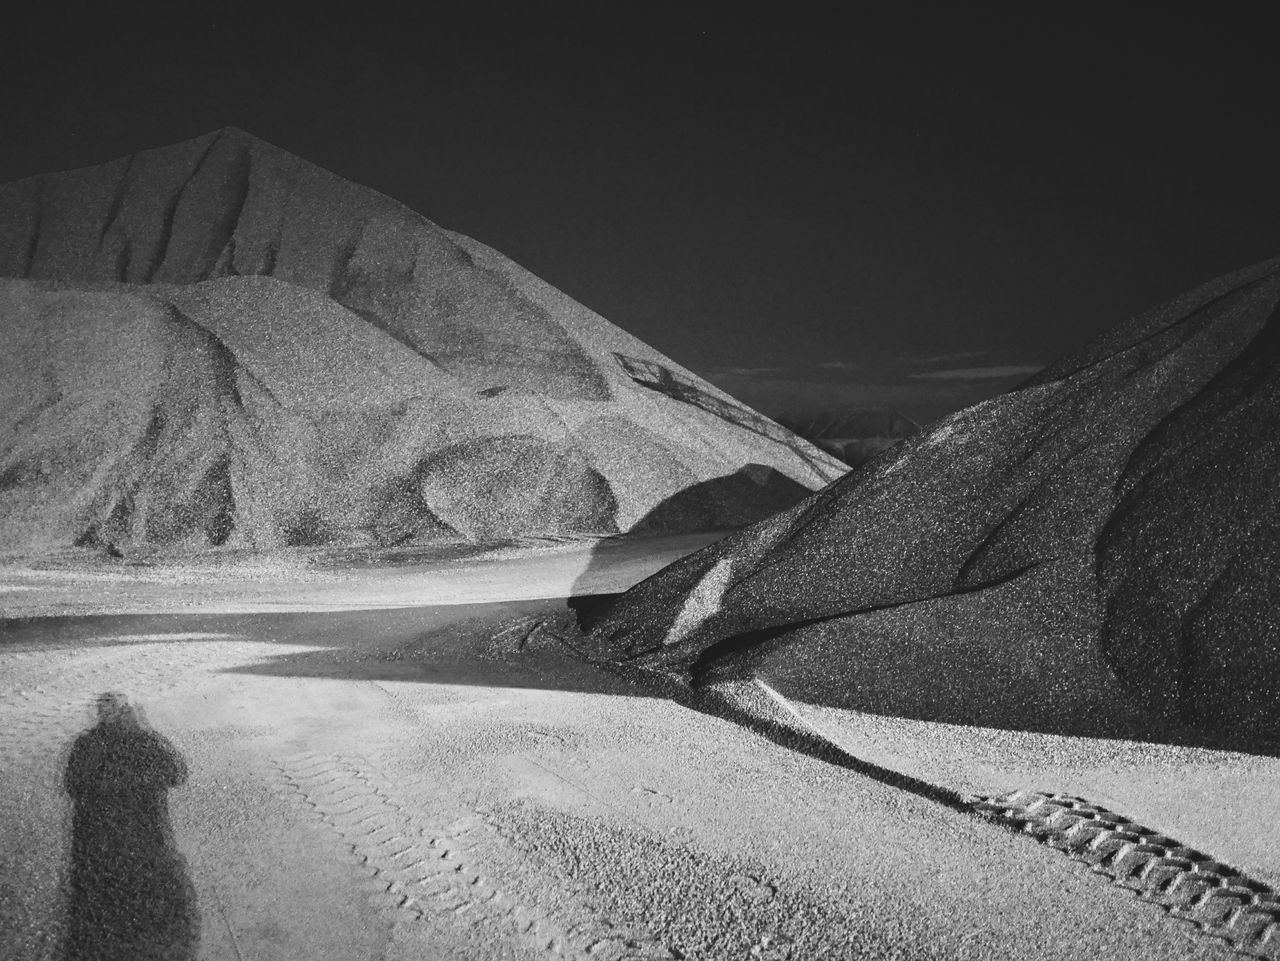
[{"xmin": 62, "ymin": 693, "xmax": 199, "ymax": 961}]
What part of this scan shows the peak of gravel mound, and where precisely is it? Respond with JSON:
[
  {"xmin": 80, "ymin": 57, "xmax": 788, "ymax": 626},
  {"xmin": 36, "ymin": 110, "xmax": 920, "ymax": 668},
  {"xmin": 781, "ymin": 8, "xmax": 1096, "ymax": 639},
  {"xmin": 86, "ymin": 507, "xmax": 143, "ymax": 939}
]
[
  {"xmin": 587, "ymin": 257, "xmax": 1280, "ymax": 740},
  {"xmin": 0, "ymin": 129, "xmax": 844, "ymax": 555}
]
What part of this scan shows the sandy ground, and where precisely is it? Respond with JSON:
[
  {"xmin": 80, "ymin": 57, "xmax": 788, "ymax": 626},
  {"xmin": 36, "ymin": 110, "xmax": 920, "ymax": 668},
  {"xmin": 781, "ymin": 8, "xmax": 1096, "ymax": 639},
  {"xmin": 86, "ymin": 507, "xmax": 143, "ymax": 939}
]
[
  {"xmin": 0, "ymin": 537, "xmax": 1257, "ymax": 960},
  {"xmin": 781, "ymin": 698, "xmax": 1280, "ymax": 887},
  {"xmin": 0, "ymin": 534, "xmax": 724, "ymax": 617}
]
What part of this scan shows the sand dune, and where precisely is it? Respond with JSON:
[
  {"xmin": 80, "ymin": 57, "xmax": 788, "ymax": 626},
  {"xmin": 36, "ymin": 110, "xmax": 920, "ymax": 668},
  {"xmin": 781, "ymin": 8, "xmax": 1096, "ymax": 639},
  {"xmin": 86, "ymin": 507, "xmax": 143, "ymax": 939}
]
[
  {"xmin": 0, "ymin": 129, "xmax": 844, "ymax": 555},
  {"xmin": 588, "ymin": 256, "xmax": 1280, "ymax": 740}
]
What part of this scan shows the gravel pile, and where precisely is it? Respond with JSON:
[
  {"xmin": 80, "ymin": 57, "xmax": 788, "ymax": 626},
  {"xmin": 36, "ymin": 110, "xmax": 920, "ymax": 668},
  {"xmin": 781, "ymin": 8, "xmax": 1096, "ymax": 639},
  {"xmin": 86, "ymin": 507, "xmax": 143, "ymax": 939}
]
[
  {"xmin": 0, "ymin": 129, "xmax": 843, "ymax": 555},
  {"xmin": 588, "ymin": 257, "xmax": 1280, "ymax": 740}
]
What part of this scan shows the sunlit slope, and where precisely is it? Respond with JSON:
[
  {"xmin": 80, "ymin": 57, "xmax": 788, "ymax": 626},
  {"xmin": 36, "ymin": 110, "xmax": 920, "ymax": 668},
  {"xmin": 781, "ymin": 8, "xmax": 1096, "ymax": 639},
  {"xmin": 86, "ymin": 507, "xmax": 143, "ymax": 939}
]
[{"xmin": 0, "ymin": 129, "xmax": 844, "ymax": 553}]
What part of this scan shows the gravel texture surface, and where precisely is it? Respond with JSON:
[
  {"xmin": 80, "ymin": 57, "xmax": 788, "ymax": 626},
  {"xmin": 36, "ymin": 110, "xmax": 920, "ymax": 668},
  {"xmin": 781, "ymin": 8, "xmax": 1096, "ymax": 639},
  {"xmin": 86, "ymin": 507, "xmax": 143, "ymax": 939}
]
[
  {"xmin": 0, "ymin": 128, "xmax": 843, "ymax": 556},
  {"xmin": 587, "ymin": 257, "xmax": 1280, "ymax": 742}
]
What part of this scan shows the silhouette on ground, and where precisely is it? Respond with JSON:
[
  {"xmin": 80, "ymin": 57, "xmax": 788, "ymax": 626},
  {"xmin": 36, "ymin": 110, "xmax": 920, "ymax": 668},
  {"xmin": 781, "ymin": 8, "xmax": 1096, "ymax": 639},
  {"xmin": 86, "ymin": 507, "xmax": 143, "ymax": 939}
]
[{"xmin": 62, "ymin": 693, "xmax": 198, "ymax": 961}]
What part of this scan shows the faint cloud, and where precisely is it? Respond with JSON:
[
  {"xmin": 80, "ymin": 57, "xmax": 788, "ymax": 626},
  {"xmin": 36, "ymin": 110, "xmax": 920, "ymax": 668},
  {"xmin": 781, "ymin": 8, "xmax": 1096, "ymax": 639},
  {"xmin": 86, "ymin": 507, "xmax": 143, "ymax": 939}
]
[
  {"xmin": 909, "ymin": 364, "xmax": 1043, "ymax": 381},
  {"xmin": 713, "ymin": 364, "xmax": 794, "ymax": 377},
  {"xmin": 903, "ymin": 350, "xmax": 990, "ymax": 365},
  {"xmin": 695, "ymin": 355, "xmax": 1043, "ymax": 424}
]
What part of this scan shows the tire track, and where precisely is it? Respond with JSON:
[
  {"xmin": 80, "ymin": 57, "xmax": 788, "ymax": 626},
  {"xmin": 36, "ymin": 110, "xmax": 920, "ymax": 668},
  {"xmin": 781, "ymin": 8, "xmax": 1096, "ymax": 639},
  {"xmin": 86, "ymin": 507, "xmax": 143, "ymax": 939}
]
[
  {"xmin": 700, "ymin": 675, "xmax": 1277, "ymax": 959},
  {"xmin": 269, "ymin": 752, "xmax": 678, "ymax": 960},
  {"xmin": 974, "ymin": 790, "xmax": 1280, "ymax": 958}
]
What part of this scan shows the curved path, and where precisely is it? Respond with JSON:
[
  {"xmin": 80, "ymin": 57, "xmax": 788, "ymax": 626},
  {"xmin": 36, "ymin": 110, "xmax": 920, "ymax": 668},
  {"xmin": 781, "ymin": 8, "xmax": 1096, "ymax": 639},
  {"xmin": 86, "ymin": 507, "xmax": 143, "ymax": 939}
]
[{"xmin": 0, "ymin": 538, "xmax": 1259, "ymax": 959}]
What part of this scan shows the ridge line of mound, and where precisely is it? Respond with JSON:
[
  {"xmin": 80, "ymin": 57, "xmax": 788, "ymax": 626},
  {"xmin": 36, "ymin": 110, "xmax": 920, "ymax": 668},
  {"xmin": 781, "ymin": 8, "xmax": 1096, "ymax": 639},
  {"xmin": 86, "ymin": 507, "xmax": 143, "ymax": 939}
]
[{"xmin": 586, "ymin": 255, "xmax": 1280, "ymax": 740}]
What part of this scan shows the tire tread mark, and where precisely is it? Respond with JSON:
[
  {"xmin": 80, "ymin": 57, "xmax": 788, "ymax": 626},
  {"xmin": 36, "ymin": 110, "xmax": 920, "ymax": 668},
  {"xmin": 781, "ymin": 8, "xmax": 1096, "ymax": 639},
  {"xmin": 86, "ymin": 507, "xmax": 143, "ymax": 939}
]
[
  {"xmin": 269, "ymin": 752, "xmax": 679, "ymax": 960},
  {"xmin": 973, "ymin": 790, "xmax": 1279, "ymax": 959}
]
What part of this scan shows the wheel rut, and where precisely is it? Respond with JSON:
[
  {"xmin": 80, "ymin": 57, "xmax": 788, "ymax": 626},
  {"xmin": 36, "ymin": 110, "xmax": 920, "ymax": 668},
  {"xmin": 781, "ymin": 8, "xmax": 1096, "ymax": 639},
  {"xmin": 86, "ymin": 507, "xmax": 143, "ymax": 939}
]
[
  {"xmin": 974, "ymin": 790, "xmax": 1280, "ymax": 958},
  {"xmin": 269, "ymin": 751, "xmax": 678, "ymax": 960},
  {"xmin": 660, "ymin": 673, "xmax": 1278, "ymax": 960}
]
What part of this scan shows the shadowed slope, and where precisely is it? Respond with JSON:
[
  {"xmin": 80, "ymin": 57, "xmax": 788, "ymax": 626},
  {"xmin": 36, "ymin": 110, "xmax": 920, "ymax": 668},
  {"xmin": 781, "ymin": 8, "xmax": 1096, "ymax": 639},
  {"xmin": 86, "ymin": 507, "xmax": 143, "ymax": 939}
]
[
  {"xmin": 587, "ymin": 257, "xmax": 1280, "ymax": 740},
  {"xmin": 0, "ymin": 130, "xmax": 845, "ymax": 554}
]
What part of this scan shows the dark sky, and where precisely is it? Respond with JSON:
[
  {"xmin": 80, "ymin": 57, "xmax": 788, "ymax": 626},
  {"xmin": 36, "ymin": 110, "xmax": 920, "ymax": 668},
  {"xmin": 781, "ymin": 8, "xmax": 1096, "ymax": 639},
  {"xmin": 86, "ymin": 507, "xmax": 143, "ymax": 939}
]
[{"xmin": 4, "ymin": 9, "xmax": 1279, "ymax": 421}]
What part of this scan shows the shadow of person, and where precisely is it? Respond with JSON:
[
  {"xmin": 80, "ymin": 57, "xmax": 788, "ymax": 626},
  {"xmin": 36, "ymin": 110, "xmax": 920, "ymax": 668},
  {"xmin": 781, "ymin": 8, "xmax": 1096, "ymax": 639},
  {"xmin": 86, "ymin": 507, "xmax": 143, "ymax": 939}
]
[{"xmin": 62, "ymin": 693, "xmax": 199, "ymax": 961}]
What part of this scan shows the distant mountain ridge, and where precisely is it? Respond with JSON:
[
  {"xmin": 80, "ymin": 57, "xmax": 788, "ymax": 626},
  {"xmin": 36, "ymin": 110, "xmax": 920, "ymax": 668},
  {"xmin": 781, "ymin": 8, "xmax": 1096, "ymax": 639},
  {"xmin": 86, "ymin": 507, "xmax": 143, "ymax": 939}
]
[
  {"xmin": 0, "ymin": 129, "xmax": 844, "ymax": 555},
  {"xmin": 774, "ymin": 406, "xmax": 920, "ymax": 467}
]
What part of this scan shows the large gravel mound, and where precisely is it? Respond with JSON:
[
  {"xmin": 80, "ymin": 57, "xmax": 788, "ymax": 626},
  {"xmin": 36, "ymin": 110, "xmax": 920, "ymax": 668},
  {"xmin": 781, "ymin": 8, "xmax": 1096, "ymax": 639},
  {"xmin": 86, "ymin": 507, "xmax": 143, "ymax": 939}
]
[
  {"xmin": 587, "ymin": 257, "xmax": 1280, "ymax": 740},
  {"xmin": 0, "ymin": 129, "xmax": 843, "ymax": 555}
]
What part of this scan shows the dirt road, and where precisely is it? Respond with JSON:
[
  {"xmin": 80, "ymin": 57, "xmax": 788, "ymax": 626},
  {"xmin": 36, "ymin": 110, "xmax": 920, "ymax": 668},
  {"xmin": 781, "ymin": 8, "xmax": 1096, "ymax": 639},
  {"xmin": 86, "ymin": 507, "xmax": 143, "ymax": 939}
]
[{"xmin": 0, "ymin": 541, "xmax": 1257, "ymax": 959}]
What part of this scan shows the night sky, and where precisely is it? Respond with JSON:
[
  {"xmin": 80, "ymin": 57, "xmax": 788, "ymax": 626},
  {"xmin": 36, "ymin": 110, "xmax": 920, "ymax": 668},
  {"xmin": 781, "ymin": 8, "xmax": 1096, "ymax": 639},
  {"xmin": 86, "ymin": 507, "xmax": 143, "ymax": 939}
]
[{"xmin": 5, "ymin": 9, "xmax": 1279, "ymax": 422}]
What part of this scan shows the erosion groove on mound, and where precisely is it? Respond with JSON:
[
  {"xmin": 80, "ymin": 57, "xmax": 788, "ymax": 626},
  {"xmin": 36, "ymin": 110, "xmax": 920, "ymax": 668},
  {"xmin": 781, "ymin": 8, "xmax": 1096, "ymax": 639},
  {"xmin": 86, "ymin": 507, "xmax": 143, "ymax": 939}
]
[
  {"xmin": 587, "ymin": 256, "xmax": 1280, "ymax": 739},
  {"xmin": 1098, "ymin": 295, "xmax": 1280, "ymax": 735},
  {"xmin": 0, "ymin": 128, "xmax": 844, "ymax": 555},
  {"xmin": 974, "ymin": 791, "xmax": 1280, "ymax": 958},
  {"xmin": 270, "ymin": 751, "xmax": 676, "ymax": 960}
]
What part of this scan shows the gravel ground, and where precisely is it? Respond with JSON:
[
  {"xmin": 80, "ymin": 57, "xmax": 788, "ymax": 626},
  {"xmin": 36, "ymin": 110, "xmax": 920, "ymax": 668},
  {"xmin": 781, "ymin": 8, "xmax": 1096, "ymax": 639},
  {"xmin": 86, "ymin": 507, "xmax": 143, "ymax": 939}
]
[{"xmin": 0, "ymin": 548, "xmax": 1251, "ymax": 959}]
